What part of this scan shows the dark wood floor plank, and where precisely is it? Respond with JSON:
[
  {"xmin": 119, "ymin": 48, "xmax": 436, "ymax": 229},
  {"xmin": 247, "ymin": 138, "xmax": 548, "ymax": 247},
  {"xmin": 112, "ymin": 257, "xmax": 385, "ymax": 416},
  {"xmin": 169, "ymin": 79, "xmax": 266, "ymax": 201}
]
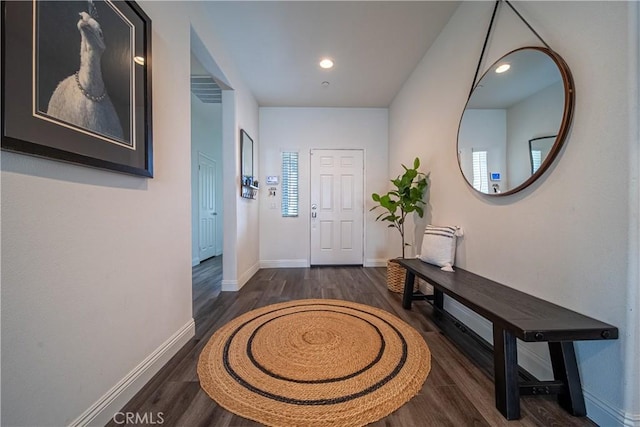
[
  {"xmin": 421, "ymin": 328, "xmax": 535, "ymax": 427},
  {"xmin": 108, "ymin": 265, "xmax": 597, "ymax": 427},
  {"xmin": 410, "ymin": 384, "xmax": 490, "ymax": 427},
  {"xmin": 192, "ymin": 256, "xmax": 222, "ymax": 321}
]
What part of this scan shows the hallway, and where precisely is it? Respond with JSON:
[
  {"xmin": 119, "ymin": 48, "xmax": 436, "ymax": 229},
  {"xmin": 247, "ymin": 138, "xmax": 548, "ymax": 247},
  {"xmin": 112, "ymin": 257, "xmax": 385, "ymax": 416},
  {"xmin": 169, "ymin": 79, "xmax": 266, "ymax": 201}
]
[{"xmin": 111, "ymin": 266, "xmax": 596, "ymax": 427}]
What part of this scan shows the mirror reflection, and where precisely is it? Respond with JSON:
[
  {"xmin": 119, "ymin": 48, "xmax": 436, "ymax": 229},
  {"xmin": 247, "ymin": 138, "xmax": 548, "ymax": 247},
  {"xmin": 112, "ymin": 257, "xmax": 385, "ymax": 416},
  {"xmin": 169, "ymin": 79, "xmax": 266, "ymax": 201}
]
[
  {"xmin": 241, "ymin": 129, "xmax": 253, "ymax": 180},
  {"xmin": 457, "ymin": 47, "xmax": 573, "ymax": 195},
  {"xmin": 529, "ymin": 135, "xmax": 556, "ymax": 175}
]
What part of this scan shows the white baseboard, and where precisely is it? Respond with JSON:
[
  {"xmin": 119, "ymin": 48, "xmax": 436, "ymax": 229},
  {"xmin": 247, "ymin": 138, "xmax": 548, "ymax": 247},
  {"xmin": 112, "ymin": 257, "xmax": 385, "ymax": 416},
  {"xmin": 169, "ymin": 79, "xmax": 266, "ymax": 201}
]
[
  {"xmin": 239, "ymin": 262, "xmax": 260, "ymax": 288},
  {"xmin": 191, "ymin": 257, "xmax": 200, "ymax": 267},
  {"xmin": 364, "ymin": 259, "xmax": 388, "ymax": 267},
  {"xmin": 221, "ymin": 279, "xmax": 237, "ymax": 292},
  {"xmin": 221, "ymin": 262, "xmax": 261, "ymax": 292},
  {"xmin": 584, "ymin": 388, "xmax": 640, "ymax": 427},
  {"xmin": 69, "ymin": 319, "xmax": 195, "ymax": 427},
  {"xmin": 623, "ymin": 412, "xmax": 640, "ymax": 427},
  {"xmin": 260, "ymin": 259, "xmax": 309, "ymax": 268},
  {"xmin": 517, "ymin": 341, "xmax": 553, "ymax": 380}
]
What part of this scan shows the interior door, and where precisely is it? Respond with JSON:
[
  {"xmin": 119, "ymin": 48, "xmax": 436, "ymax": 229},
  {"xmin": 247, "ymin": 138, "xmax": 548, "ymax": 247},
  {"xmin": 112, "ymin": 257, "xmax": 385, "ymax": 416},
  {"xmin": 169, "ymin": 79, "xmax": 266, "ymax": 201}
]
[
  {"xmin": 310, "ymin": 149, "xmax": 364, "ymax": 265},
  {"xmin": 199, "ymin": 153, "xmax": 217, "ymax": 261}
]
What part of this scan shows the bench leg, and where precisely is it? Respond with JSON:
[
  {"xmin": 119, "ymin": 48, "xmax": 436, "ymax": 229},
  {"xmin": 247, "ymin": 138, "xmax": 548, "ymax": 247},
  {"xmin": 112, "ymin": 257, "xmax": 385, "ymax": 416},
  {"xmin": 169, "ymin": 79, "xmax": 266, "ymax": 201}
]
[
  {"xmin": 493, "ymin": 325, "xmax": 520, "ymax": 420},
  {"xmin": 549, "ymin": 342, "xmax": 586, "ymax": 416},
  {"xmin": 433, "ymin": 289, "xmax": 444, "ymax": 319},
  {"xmin": 402, "ymin": 270, "xmax": 416, "ymax": 309}
]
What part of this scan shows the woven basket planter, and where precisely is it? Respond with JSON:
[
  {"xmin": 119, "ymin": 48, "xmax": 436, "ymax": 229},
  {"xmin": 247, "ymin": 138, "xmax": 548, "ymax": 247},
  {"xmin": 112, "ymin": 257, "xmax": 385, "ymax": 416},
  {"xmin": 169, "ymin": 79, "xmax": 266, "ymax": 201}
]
[
  {"xmin": 386, "ymin": 259, "xmax": 418, "ymax": 293},
  {"xmin": 386, "ymin": 259, "xmax": 433, "ymax": 294}
]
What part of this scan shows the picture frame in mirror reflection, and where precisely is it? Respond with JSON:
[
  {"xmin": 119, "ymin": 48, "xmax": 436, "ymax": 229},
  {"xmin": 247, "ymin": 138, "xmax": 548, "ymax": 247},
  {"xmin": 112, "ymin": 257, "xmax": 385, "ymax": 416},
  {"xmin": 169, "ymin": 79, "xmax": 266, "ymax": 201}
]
[
  {"xmin": 529, "ymin": 135, "xmax": 557, "ymax": 175},
  {"xmin": 1, "ymin": 0, "xmax": 153, "ymax": 177}
]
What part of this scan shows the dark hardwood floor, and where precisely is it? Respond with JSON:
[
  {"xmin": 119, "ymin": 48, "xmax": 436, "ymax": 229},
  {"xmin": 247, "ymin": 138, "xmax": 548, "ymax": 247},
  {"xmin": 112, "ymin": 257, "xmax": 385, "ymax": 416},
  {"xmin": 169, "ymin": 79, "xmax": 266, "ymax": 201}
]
[
  {"xmin": 108, "ymin": 266, "xmax": 597, "ymax": 427},
  {"xmin": 192, "ymin": 256, "xmax": 223, "ymax": 321}
]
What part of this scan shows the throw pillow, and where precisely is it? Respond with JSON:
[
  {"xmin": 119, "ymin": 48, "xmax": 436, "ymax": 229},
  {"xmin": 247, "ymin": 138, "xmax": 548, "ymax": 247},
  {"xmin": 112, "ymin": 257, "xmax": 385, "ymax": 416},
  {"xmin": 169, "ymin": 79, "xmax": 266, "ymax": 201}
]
[{"xmin": 418, "ymin": 225, "xmax": 463, "ymax": 272}]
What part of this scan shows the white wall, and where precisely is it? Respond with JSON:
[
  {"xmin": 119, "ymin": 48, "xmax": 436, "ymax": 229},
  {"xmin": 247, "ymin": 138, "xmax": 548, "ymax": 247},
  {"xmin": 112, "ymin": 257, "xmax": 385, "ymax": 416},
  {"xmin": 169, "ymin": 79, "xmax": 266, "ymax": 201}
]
[
  {"xmin": 191, "ymin": 97, "xmax": 224, "ymax": 265},
  {"xmin": 259, "ymin": 108, "xmax": 390, "ymax": 267},
  {"xmin": 458, "ymin": 109, "xmax": 507, "ymax": 191},
  {"xmin": 507, "ymin": 81, "xmax": 564, "ymax": 187},
  {"xmin": 389, "ymin": 1, "xmax": 637, "ymax": 426},
  {"xmin": 233, "ymin": 92, "xmax": 260, "ymax": 289},
  {"xmin": 0, "ymin": 2, "xmax": 259, "ymax": 425},
  {"xmin": 188, "ymin": 10, "xmax": 260, "ymax": 291},
  {"xmin": 626, "ymin": 2, "xmax": 640, "ymax": 419}
]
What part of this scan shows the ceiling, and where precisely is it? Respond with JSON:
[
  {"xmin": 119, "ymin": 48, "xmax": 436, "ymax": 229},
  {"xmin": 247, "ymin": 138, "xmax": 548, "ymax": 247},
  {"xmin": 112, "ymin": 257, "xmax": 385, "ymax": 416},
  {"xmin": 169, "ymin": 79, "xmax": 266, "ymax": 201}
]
[
  {"xmin": 190, "ymin": 75, "xmax": 222, "ymax": 104},
  {"xmin": 466, "ymin": 48, "xmax": 563, "ymax": 109},
  {"xmin": 199, "ymin": 1, "xmax": 460, "ymax": 108}
]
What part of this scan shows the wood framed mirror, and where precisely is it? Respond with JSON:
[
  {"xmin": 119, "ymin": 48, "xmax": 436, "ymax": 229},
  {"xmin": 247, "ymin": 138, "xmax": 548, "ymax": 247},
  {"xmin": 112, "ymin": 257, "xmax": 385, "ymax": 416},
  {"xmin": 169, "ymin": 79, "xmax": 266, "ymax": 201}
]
[
  {"xmin": 241, "ymin": 129, "xmax": 253, "ymax": 181},
  {"xmin": 240, "ymin": 129, "xmax": 257, "ymax": 199},
  {"xmin": 457, "ymin": 47, "xmax": 574, "ymax": 196}
]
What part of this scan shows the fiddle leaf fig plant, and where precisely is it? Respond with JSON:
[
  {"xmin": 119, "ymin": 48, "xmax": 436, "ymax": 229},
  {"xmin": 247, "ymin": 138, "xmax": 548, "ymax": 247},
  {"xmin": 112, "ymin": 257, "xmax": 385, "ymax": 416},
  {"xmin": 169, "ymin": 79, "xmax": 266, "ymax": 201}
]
[{"xmin": 371, "ymin": 157, "xmax": 429, "ymax": 258}]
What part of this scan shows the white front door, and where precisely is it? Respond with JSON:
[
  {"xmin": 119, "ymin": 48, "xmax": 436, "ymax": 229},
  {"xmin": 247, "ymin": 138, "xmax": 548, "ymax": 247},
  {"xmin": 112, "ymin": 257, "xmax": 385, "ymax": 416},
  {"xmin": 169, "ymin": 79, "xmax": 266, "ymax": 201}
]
[
  {"xmin": 310, "ymin": 149, "xmax": 364, "ymax": 265},
  {"xmin": 199, "ymin": 153, "xmax": 217, "ymax": 261}
]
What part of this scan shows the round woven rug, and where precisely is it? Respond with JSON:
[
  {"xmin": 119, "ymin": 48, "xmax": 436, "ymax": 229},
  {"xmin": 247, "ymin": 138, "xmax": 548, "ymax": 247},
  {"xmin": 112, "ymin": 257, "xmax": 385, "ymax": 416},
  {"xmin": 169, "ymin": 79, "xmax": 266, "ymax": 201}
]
[{"xmin": 197, "ymin": 299, "xmax": 431, "ymax": 427}]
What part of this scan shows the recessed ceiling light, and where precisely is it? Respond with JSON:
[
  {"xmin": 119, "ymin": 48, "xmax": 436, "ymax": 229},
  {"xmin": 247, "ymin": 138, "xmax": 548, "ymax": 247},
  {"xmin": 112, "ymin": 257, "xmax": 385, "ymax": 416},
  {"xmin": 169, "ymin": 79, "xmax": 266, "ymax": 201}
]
[
  {"xmin": 495, "ymin": 63, "xmax": 510, "ymax": 74},
  {"xmin": 319, "ymin": 58, "xmax": 334, "ymax": 69},
  {"xmin": 321, "ymin": 81, "xmax": 330, "ymax": 87}
]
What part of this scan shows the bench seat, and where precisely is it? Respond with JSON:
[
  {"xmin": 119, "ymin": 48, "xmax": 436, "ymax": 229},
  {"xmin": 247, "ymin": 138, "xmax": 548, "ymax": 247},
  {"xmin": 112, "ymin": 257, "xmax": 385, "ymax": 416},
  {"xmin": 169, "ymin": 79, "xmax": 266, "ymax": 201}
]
[{"xmin": 396, "ymin": 258, "xmax": 618, "ymax": 420}]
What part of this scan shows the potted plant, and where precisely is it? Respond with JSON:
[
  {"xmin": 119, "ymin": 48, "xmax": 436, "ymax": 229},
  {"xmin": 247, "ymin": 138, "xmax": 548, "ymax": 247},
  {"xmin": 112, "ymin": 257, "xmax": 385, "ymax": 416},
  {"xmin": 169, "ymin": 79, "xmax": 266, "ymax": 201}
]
[{"xmin": 371, "ymin": 157, "xmax": 429, "ymax": 292}]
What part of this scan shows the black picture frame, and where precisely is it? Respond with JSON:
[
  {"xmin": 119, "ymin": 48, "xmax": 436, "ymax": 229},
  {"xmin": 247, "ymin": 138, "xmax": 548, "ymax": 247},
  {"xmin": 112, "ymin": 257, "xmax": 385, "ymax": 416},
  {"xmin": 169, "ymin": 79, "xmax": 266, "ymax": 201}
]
[
  {"xmin": 240, "ymin": 129, "xmax": 257, "ymax": 199},
  {"xmin": 241, "ymin": 129, "xmax": 253, "ymax": 180},
  {"xmin": 2, "ymin": 0, "xmax": 153, "ymax": 177},
  {"xmin": 529, "ymin": 135, "xmax": 557, "ymax": 175}
]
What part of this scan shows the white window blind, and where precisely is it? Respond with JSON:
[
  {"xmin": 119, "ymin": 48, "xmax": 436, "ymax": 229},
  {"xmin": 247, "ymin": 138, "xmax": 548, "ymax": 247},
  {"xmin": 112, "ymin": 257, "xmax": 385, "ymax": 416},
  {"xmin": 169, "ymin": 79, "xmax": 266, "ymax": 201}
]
[
  {"xmin": 281, "ymin": 152, "xmax": 299, "ymax": 217},
  {"xmin": 472, "ymin": 150, "xmax": 489, "ymax": 193},
  {"xmin": 531, "ymin": 150, "xmax": 542, "ymax": 174}
]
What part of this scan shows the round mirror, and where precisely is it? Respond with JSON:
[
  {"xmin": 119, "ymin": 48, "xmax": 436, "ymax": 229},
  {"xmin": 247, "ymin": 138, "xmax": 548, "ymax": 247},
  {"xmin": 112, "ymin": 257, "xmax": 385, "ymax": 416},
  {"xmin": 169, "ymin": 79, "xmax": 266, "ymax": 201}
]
[{"xmin": 457, "ymin": 47, "xmax": 574, "ymax": 196}]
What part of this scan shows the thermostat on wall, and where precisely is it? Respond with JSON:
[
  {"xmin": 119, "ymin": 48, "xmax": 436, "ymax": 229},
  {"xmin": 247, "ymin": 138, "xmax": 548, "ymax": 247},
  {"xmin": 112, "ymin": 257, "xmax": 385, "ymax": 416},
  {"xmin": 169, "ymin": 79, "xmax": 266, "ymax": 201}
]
[
  {"xmin": 266, "ymin": 175, "xmax": 279, "ymax": 185},
  {"xmin": 490, "ymin": 173, "xmax": 501, "ymax": 181}
]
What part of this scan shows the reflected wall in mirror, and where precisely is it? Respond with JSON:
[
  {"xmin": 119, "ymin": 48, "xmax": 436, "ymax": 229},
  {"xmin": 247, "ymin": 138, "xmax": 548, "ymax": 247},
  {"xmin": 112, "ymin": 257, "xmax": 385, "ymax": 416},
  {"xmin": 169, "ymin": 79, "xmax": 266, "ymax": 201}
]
[{"xmin": 457, "ymin": 47, "xmax": 574, "ymax": 196}]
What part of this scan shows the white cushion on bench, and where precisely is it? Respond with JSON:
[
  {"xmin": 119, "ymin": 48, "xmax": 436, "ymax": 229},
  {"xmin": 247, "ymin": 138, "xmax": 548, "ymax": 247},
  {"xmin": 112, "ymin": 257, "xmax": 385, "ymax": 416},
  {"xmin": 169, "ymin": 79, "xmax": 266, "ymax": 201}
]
[{"xmin": 418, "ymin": 225, "xmax": 462, "ymax": 271}]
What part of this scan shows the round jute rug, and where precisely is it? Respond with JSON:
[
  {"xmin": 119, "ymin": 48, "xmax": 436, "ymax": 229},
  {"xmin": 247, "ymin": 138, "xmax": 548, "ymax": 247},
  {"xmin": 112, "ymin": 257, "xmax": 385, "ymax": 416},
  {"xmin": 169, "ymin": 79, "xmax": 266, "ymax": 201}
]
[{"xmin": 197, "ymin": 299, "xmax": 431, "ymax": 427}]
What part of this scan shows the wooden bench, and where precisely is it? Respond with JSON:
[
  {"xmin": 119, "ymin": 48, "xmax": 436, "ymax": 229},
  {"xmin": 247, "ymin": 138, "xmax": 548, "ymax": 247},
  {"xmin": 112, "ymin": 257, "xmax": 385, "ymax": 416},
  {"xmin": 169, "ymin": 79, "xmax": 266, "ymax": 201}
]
[{"xmin": 397, "ymin": 258, "xmax": 618, "ymax": 421}]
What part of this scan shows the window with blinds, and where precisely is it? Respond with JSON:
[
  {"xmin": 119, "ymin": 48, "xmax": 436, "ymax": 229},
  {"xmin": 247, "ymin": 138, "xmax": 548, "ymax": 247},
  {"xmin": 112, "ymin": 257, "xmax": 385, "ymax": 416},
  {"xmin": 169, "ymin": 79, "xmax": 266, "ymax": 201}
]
[
  {"xmin": 531, "ymin": 150, "xmax": 542, "ymax": 174},
  {"xmin": 281, "ymin": 151, "xmax": 299, "ymax": 217},
  {"xmin": 472, "ymin": 150, "xmax": 489, "ymax": 193}
]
